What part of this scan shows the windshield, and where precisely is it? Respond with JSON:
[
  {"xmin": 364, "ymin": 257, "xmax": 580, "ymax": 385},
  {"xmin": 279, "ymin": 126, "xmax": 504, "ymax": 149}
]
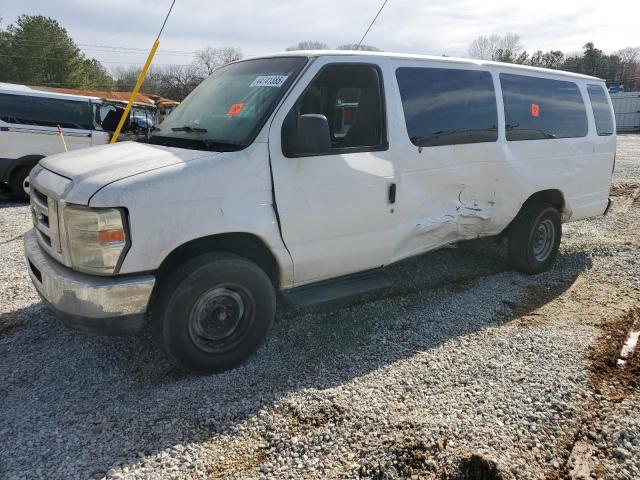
[{"xmin": 149, "ymin": 56, "xmax": 307, "ymax": 151}]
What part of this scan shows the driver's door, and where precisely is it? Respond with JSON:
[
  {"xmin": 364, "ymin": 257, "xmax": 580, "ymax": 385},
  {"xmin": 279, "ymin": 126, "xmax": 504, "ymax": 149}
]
[{"xmin": 268, "ymin": 60, "xmax": 398, "ymax": 286}]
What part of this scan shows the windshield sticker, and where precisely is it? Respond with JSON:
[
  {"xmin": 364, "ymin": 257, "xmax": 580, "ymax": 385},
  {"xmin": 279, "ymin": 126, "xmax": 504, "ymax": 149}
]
[
  {"xmin": 250, "ymin": 75, "xmax": 288, "ymax": 88},
  {"xmin": 531, "ymin": 103, "xmax": 540, "ymax": 118},
  {"xmin": 227, "ymin": 103, "xmax": 246, "ymax": 117}
]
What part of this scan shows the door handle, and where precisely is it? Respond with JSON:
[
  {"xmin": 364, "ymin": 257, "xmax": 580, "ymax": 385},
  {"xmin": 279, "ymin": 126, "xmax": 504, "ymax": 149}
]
[{"xmin": 388, "ymin": 183, "xmax": 396, "ymax": 204}]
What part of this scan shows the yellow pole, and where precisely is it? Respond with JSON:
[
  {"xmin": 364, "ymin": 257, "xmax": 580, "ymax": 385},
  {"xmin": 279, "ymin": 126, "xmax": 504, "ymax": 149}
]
[{"xmin": 110, "ymin": 39, "xmax": 160, "ymax": 143}]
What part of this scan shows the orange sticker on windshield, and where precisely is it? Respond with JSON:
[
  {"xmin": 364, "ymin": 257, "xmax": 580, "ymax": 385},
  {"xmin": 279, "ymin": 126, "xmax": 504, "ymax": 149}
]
[
  {"xmin": 227, "ymin": 103, "xmax": 245, "ymax": 117},
  {"xmin": 531, "ymin": 103, "xmax": 540, "ymax": 118}
]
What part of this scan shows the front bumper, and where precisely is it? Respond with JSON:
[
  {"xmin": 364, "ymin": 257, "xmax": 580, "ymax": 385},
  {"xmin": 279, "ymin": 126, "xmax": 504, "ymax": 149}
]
[{"xmin": 24, "ymin": 229, "xmax": 156, "ymax": 335}]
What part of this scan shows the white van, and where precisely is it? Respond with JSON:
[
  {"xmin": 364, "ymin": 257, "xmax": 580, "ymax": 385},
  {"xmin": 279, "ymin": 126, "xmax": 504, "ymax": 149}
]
[
  {"xmin": 0, "ymin": 84, "xmax": 111, "ymax": 199},
  {"xmin": 24, "ymin": 51, "xmax": 616, "ymax": 373}
]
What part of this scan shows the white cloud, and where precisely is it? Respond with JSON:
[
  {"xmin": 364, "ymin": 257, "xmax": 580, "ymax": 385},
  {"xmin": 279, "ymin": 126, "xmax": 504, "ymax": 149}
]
[{"xmin": 2, "ymin": 0, "xmax": 639, "ymax": 66}]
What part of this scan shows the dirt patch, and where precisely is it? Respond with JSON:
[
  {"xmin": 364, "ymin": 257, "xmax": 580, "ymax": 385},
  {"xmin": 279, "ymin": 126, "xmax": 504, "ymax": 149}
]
[
  {"xmin": 358, "ymin": 435, "xmax": 504, "ymax": 480},
  {"xmin": 610, "ymin": 183, "xmax": 640, "ymax": 207},
  {"xmin": 545, "ymin": 308, "xmax": 640, "ymax": 479},
  {"xmin": 206, "ymin": 448, "xmax": 267, "ymax": 479},
  {"xmin": 358, "ymin": 439, "xmax": 439, "ymax": 478},
  {"xmin": 386, "ymin": 440, "xmax": 434, "ymax": 478},
  {"xmin": 452, "ymin": 453, "xmax": 503, "ymax": 480},
  {"xmin": 589, "ymin": 308, "xmax": 640, "ymax": 395},
  {"xmin": 610, "ymin": 183, "xmax": 640, "ymax": 198},
  {"xmin": 287, "ymin": 401, "xmax": 346, "ymax": 429}
]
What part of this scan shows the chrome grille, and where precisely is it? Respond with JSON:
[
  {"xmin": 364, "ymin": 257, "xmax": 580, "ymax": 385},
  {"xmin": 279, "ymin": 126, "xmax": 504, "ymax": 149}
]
[
  {"xmin": 29, "ymin": 166, "xmax": 73, "ymax": 267},
  {"xmin": 31, "ymin": 186, "xmax": 62, "ymax": 256}
]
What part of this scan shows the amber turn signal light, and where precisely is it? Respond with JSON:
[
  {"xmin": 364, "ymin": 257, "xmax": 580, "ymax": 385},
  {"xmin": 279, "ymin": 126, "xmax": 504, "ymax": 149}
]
[{"xmin": 98, "ymin": 229, "xmax": 125, "ymax": 244}]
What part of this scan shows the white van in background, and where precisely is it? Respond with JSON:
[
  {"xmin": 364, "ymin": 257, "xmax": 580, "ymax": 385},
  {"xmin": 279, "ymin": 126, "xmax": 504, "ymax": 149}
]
[
  {"xmin": 0, "ymin": 84, "xmax": 111, "ymax": 199},
  {"xmin": 24, "ymin": 51, "xmax": 616, "ymax": 373}
]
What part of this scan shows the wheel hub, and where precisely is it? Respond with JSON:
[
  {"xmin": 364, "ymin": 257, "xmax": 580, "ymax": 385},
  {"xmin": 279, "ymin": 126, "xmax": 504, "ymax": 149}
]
[
  {"xmin": 190, "ymin": 287, "xmax": 245, "ymax": 342},
  {"xmin": 532, "ymin": 218, "xmax": 555, "ymax": 262}
]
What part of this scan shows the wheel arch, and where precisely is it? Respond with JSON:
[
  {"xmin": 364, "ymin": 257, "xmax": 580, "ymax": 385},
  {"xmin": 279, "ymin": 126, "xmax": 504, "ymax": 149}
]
[
  {"xmin": 503, "ymin": 188, "xmax": 567, "ymax": 236},
  {"xmin": 522, "ymin": 189, "xmax": 566, "ymax": 213},
  {"xmin": 7, "ymin": 155, "xmax": 45, "ymax": 179},
  {"xmin": 154, "ymin": 232, "xmax": 282, "ymax": 290}
]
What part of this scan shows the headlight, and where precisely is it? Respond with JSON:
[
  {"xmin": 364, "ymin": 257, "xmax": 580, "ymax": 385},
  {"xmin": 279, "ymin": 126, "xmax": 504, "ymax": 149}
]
[{"xmin": 63, "ymin": 204, "xmax": 128, "ymax": 275}]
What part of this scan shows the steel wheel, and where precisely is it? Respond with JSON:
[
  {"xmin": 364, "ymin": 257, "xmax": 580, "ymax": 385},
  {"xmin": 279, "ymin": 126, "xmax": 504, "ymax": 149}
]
[
  {"xmin": 187, "ymin": 284, "xmax": 255, "ymax": 354},
  {"xmin": 532, "ymin": 218, "xmax": 556, "ymax": 262},
  {"xmin": 507, "ymin": 203, "xmax": 562, "ymax": 274}
]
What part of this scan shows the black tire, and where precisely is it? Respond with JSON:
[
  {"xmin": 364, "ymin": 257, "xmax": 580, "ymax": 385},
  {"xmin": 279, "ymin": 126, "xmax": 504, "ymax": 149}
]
[
  {"xmin": 9, "ymin": 167, "xmax": 31, "ymax": 201},
  {"xmin": 153, "ymin": 252, "xmax": 276, "ymax": 374},
  {"xmin": 507, "ymin": 203, "xmax": 562, "ymax": 274}
]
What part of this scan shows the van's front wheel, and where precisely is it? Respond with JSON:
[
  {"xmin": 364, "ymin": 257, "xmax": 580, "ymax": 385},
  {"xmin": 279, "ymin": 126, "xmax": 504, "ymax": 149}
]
[
  {"xmin": 507, "ymin": 203, "xmax": 562, "ymax": 274},
  {"xmin": 154, "ymin": 253, "xmax": 275, "ymax": 373}
]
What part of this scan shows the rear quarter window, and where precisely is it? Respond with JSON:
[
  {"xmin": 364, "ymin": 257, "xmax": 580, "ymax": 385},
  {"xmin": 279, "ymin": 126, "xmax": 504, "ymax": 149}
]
[
  {"xmin": 500, "ymin": 73, "xmax": 588, "ymax": 141},
  {"xmin": 587, "ymin": 84, "xmax": 614, "ymax": 136},
  {"xmin": 396, "ymin": 67, "xmax": 498, "ymax": 147},
  {"xmin": 0, "ymin": 93, "xmax": 93, "ymax": 130}
]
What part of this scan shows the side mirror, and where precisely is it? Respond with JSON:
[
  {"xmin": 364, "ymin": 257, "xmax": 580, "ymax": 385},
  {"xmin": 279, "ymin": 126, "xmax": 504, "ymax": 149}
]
[{"xmin": 287, "ymin": 114, "xmax": 331, "ymax": 156}]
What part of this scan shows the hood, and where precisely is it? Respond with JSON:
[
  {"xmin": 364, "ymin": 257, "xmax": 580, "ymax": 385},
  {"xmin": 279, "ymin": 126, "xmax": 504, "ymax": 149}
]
[{"xmin": 40, "ymin": 141, "xmax": 217, "ymax": 204}]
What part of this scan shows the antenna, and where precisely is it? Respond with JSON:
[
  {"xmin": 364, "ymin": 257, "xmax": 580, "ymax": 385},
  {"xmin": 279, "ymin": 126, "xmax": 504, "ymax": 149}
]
[
  {"xmin": 356, "ymin": 0, "xmax": 390, "ymax": 49},
  {"xmin": 157, "ymin": 0, "xmax": 177, "ymax": 40}
]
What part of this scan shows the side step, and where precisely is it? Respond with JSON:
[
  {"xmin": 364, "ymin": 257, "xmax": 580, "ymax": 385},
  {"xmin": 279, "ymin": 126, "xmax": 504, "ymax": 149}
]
[{"xmin": 282, "ymin": 268, "xmax": 391, "ymax": 307}]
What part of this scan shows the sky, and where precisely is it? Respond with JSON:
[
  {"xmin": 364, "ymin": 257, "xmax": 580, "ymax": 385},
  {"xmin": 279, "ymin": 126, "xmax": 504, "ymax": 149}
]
[{"xmin": 1, "ymin": 0, "xmax": 639, "ymax": 70}]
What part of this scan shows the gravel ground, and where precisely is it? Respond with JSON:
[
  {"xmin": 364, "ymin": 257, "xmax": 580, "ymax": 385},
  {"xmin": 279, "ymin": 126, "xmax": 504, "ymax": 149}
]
[{"xmin": 1, "ymin": 135, "xmax": 639, "ymax": 480}]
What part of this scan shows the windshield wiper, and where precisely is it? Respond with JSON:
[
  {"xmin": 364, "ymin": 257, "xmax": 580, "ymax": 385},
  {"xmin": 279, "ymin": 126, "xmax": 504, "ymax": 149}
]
[
  {"xmin": 171, "ymin": 125, "xmax": 208, "ymax": 133},
  {"xmin": 147, "ymin": 132, "xmax": 245, "ymax": 152},
  {"xmin": 202, "ymin": 139, "xmax": 244, "ymax": 152}
]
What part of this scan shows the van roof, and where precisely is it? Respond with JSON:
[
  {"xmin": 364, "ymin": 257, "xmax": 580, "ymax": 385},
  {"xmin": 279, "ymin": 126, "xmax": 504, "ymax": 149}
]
[
  {"xmin": 251, "ymin": 50, "xmax": 604, "ymax": 82},
  {"xmin": 0, "ymin": 82, "xmax": 101, "ymax": 101}
]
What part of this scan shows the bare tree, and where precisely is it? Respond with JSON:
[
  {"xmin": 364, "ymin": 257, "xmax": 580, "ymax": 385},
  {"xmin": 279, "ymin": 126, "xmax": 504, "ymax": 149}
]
[
  {"xmin": 468, "ymin": 33, "xmax": 523, "ymax": 61},
  {"xmin": 336, "ymin": 44, "xmax": 381, "ymax": 51},
  {"xmin": 156, "ymin": 64, "xmax": 201, "ymax": 101},
  {"xmin": 286, "ymin": 41, "xmax": 328, "ymax": 51},
  {"xmin": 110, "ymin": 46, "xmax": 242, "ymax": 101},
  {"xmin": 193, "ymin": 46, "xmax": 242, "ymax": 77},
  {"xmin": 111, "ymin": 65, "xmax": 163, "ymax": 92},
  {"xmin": 615, "ymin": 46, "xmax": 640, "ymax": 64},
  {"xmin": 614, "ymin": 46, "xmax": 640, "ymax": 88}
]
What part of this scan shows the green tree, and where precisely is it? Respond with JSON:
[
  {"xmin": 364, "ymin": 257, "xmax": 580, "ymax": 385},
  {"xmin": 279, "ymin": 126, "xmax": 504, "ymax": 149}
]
[
  {"xmin": 582, "ymin": 42, "xmax": 607, "ymax": 77},
  {"xmin": 0, "ymin": 15, "xmax": 113, "ymax": 89}
]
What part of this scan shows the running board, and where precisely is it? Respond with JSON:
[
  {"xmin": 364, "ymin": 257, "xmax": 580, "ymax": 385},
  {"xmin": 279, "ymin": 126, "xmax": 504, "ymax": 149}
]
[{"xmin": 282, "ymin": 268, "xmax": 391, "ymax": 306}]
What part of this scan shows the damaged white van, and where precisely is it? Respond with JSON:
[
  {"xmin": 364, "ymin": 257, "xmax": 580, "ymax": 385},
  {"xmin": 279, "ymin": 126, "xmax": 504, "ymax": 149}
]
[{"xmin": 24, "ymin": 51, "xmax": 616, "ymax": 373}]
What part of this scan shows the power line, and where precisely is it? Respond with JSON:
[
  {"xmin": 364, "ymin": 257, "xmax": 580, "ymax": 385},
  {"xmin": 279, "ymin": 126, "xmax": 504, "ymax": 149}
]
[
  {"xmin": 7, "ymin": 39, "xmax": 197, "ymax": 56},
  {"xmin": 356, "ymin": 0, "xmax": 390, "ymax": 49},
  {"xmin": 0, "ymin": 53, "xmax": 191, "ymax": 66}
]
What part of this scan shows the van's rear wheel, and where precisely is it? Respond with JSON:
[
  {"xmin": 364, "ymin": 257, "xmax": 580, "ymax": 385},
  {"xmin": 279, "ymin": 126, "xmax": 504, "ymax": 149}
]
[
  {"xmin": 154, "ymin": 253, "xmax": 275, "ymax": 374},
  {"xmin": 9, "ymin": 167, "xmax": 31, "ymax": 201},
  {"xmin": 507, "ymin": 203, "xmax": 562, "ymax": 274}
]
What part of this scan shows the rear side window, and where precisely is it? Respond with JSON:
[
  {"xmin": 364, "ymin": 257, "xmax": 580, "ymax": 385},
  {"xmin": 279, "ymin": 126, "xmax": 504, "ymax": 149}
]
[
  {"xmin": 396, "ymin": 67, "xmax": 498, "ymax": 147},
  {"xmin": 500, "ymin": 74, "xmax": 588, "ymax": 141},
  {"xmin": 0, "ymin": 93, "xmax": 93, "ymax": 130},
  {"xmin": 587, "ymin": 84, "xmax": 614, "ymax": 136}
]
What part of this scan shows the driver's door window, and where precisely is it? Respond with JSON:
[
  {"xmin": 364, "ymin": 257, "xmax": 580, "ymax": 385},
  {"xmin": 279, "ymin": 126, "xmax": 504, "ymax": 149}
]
[{"xmin": 282, "ymin": 64, "xmax": 386, "ymax": 156}]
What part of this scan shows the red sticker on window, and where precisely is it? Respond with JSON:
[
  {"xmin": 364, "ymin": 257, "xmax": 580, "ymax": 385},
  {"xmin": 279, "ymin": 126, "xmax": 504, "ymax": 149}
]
[
  {"xmin": 227, "ymin": 103, "xmax": 245, "ymax": 117},
  {"xmin": 531, "ymin": 103, "xmax": 540, "ymax": 118}
]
